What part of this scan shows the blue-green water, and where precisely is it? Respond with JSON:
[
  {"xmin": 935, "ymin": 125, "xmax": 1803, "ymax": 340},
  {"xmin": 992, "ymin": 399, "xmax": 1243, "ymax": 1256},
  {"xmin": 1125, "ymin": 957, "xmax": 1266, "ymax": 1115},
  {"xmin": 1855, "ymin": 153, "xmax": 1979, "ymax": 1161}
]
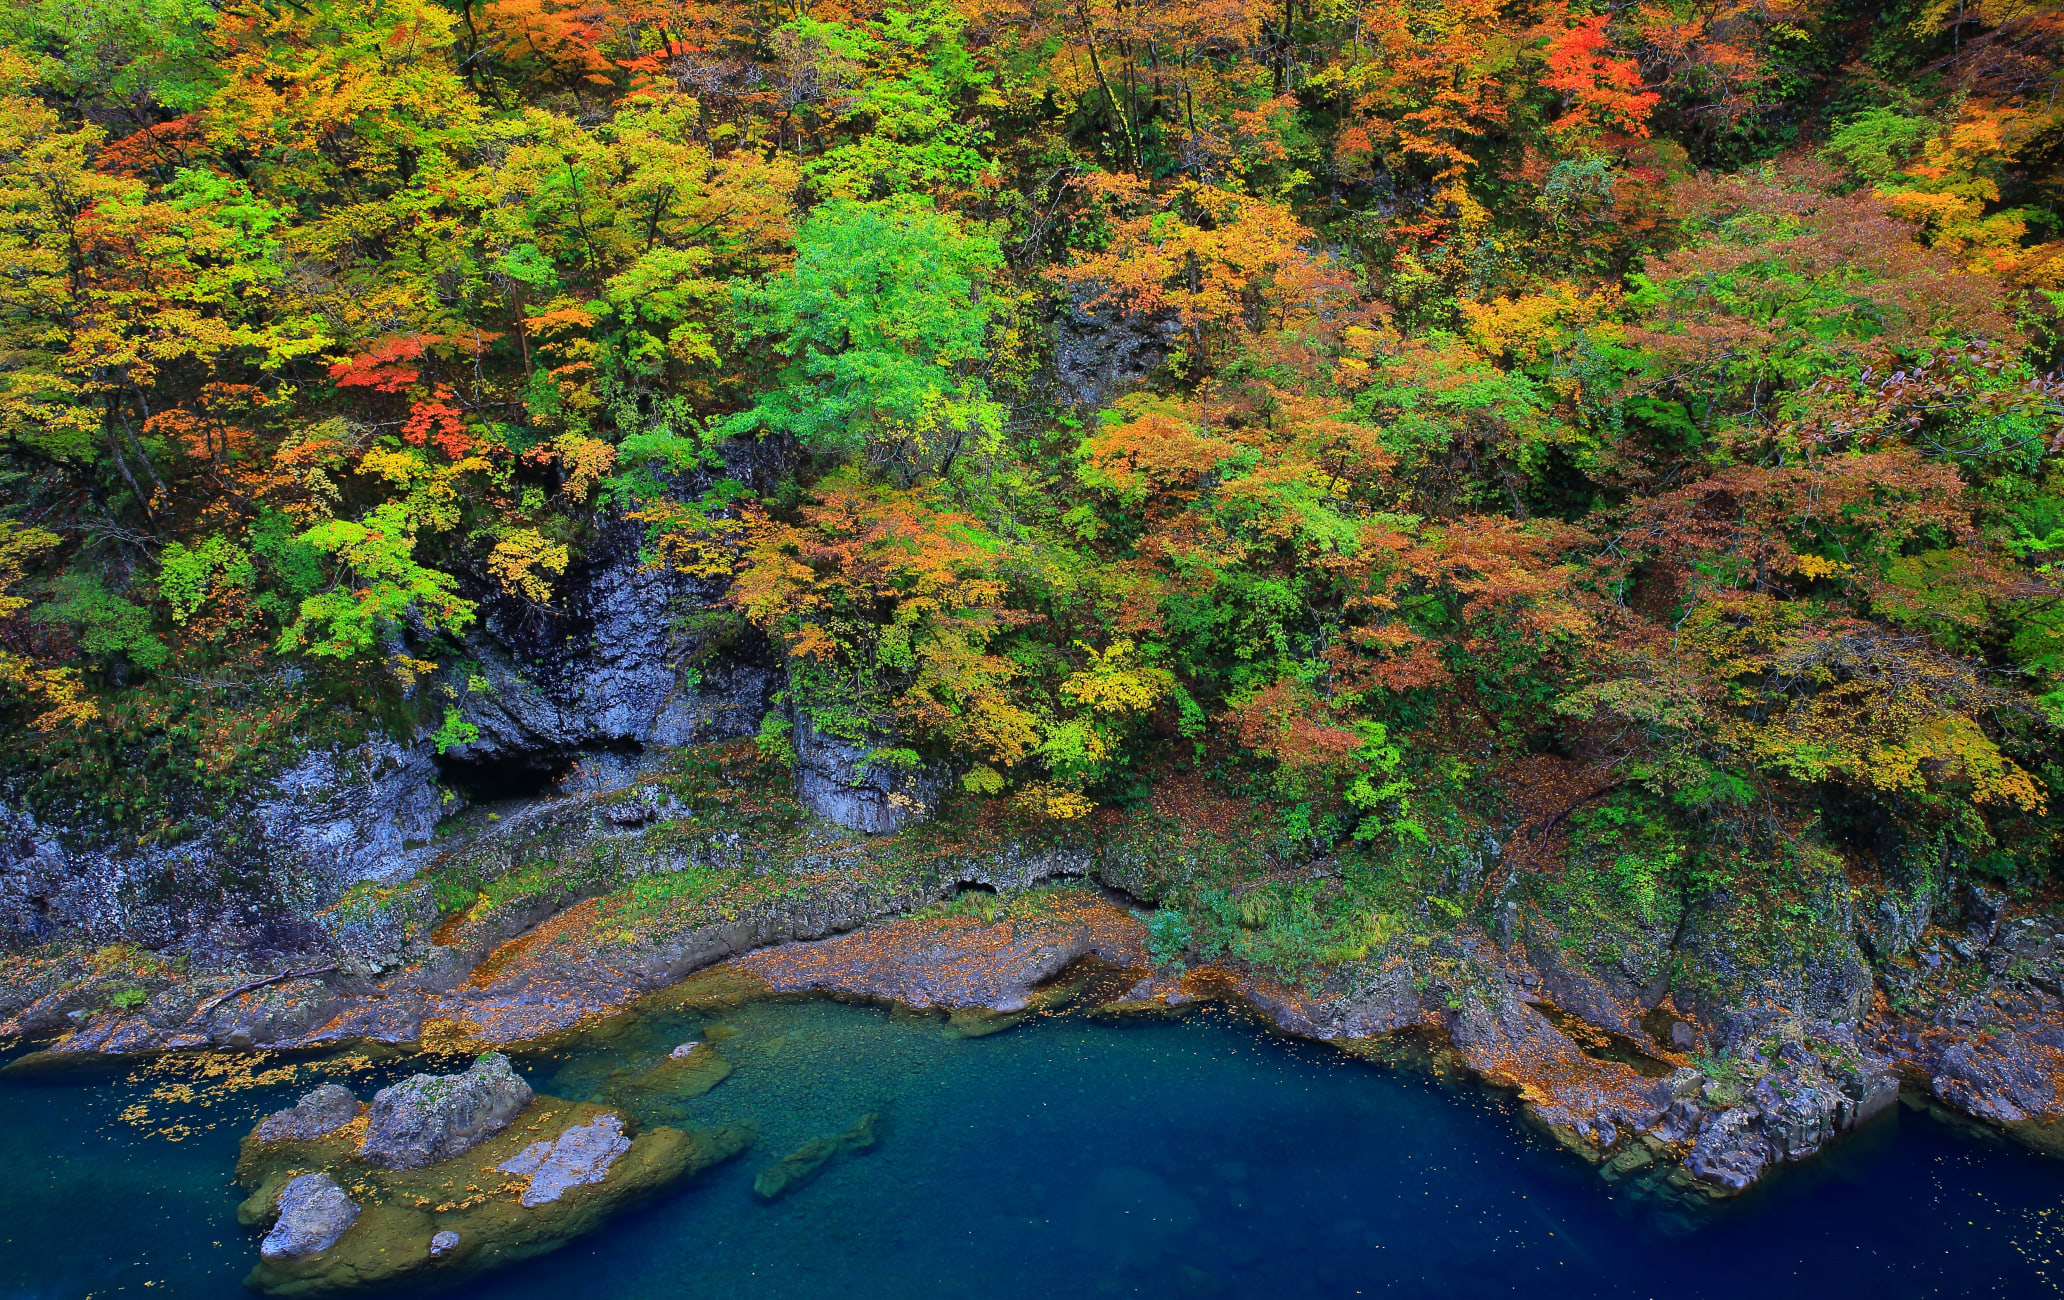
[{"xmin": 5, "ymin": 997, "xmax": 2063, "ymax": 1299}]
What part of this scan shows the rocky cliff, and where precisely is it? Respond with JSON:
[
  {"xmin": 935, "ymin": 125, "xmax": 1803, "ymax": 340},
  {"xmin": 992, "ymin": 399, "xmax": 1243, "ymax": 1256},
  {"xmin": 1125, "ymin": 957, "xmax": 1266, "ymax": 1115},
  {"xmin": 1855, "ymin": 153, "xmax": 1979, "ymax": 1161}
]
[
  {"xmin": 11, "ymin": 731, "xmax": 2064, "ymax": 1209},
  {"xmin": 5, "ymin": 499, "xmax": 2064, "ymax": 1211}
]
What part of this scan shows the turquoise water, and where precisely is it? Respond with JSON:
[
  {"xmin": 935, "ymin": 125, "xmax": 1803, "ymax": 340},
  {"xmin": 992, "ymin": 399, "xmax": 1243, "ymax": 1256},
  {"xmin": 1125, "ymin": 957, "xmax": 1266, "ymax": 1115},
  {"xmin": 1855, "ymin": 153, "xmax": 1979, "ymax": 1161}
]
[{"xmin": 4, "ymin": 995, "xmax": 2063, "ymax": 1299}]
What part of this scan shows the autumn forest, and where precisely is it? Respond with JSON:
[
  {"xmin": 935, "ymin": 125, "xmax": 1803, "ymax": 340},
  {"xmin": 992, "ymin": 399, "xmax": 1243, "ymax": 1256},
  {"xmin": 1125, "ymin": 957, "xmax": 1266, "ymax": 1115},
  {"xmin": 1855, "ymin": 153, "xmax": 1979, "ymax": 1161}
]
[{"xmin": 2, "ymin": 0, "xmax": 2063, "ymax": 949}]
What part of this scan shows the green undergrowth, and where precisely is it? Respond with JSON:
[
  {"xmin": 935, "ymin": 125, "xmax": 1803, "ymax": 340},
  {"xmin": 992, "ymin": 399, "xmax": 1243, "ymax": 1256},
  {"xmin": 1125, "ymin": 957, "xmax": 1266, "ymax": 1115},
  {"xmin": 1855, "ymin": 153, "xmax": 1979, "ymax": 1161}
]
[
  {"xmin": 1086, "ymin": 782, "xmax": 1470, "ymax": 989},
  {"xmin": 1518, "ymin": 789, "xmax": 1691, "ymax": 991}
]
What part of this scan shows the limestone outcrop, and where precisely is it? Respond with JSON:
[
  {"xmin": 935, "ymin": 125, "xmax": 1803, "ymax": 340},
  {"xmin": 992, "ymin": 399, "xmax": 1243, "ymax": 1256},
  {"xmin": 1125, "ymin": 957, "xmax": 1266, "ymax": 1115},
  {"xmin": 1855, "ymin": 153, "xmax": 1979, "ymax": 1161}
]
[{"xmin": 359, "ymin": 1053, "xmax": 533, "ymax": 1170}]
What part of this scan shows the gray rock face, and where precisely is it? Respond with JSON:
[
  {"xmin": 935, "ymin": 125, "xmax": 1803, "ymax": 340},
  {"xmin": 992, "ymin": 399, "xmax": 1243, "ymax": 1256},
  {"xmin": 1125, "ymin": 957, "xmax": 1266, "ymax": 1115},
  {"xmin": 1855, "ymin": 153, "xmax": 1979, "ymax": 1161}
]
[
  {"xmin": 255, "ymin": 737, "xmax": 442, "ymax": 907},
  {"xmin": 1049, "ymin": 282, "xmax": 1182, "ymax": 412},
  {"xmin": 1933, "ymin": 1038, "xmax": 2060, "ymax": 1124},
  {"xmin": 1521, "ymin": 912, "xmax": 1671, "ymax": 1041},
  {"xmin": 0, "ymin": 806, "xmax": 94, "ymax": 950},
  {"xmin": 256, "ymin": 1083, "xmax": 359, "ymax": 1142},
  {"xmin": 1861, "ymin": 888, "xmax": 1933, "ymax": 961},
  {"xmin": 1674, "ymin": 1051, "xmax": 1898, "ymax": 1193},
  {"xmin": 792, "ymin": 712, "xmax": 949, "ymax": 835},
  {"xmin": 1984, "ymin": 916, "xmax": 2064, "ymax": 992},
  {"xmin": 360, "ymin": 1052, "xmax": 534, "ymax": 1170},
  {"xmin": 450, "ymin": 518, "xmax": 775, "ymax": 767},
  {"xmin": 1674, "ymin": 885, "xmax": 1873, "ymax": 1047},
  {"xmin": 1685, "ymin": 1108, "xmax": 1767, "ymax": 1192},
  {"xmin": 1751, "ymin": 1075, "xmax": 1845, "ymax": 1162},
  {"xmin": 0, "ymin": 802, "xmax": 268, "ymax": 956},
  {"xmin": 0, "ymin": 510, "xmax": 785, "ymax": 962},
  {"xmin": 259, "ymin": 1173, "xmax": 360, "ymax": 1259},
  {"xmin": 1964, "ymin": 883, "xmax": 2008, "ymax": 943},
  {"xmin": 497, "ymin": 1113, "xmax": 632, "ymax": 1207},
  {"xmin": 320, "ymin": 879, "xmax": 441, "ymax": 978},
  {"xmin": 0, "ymin": 736, "xmax": 439, "ymax": 960}
]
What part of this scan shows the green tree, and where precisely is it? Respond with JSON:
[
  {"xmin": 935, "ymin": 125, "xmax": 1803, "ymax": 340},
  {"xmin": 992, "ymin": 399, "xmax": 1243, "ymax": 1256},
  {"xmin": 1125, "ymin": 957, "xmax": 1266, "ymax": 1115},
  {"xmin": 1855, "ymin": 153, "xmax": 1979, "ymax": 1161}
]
[
  {"xmin": 721, "ymin": 198, "xmax": 1004, "ymax": 482},
  {"xmin": 276, "ymin": 503, "xmax": 475, "ymax": 660}
]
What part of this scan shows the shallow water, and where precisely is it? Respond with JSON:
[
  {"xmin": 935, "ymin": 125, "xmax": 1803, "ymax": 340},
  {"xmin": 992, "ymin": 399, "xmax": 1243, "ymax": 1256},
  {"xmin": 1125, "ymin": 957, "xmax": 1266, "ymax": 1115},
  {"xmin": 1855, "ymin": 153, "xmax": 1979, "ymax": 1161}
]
[{"xmin": 4, "ymin": 996, "xmax": 2063, "ymax": 1300}]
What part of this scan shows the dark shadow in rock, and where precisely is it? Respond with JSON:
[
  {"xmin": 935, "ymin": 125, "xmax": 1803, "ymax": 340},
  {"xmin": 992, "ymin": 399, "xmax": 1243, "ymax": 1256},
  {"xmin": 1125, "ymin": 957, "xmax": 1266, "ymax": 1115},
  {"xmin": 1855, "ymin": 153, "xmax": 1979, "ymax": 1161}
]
[
  {"xmin": 433, "ymin": 750, "xmax": 574, "ymax": 806},
  {"xmin": 1533, "ymin": 1000, "xmax": 1678, "ymax": 1079},
  {"xmin": 1029, "ymin": 955, "xmax": 1138, "ymax": 1013}
]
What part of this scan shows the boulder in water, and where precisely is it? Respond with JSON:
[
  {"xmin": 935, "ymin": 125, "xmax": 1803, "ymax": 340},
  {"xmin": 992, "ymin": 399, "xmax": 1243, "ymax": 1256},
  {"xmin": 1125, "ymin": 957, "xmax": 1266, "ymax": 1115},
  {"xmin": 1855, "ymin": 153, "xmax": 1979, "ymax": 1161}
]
[
  {"xmin": 240, "ymin": 1093, "xmax": 750, "ymax": 1297},
  {"xmin": 260, "ymin": 1173, "xmax": 360, "ymax": 1259},
  {"xmin": 359, "ymin": 1052, "xmax": 532, "ymax": 1170},
  {"xmin": 257, "ymin": 1084, "xmax": 359, "ymax": 1143}
]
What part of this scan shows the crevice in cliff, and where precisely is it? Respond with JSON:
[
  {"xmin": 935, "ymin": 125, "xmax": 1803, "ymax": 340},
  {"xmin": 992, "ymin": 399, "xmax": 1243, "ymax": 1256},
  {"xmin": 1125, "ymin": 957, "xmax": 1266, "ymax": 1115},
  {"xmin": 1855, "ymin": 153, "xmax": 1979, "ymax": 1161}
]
[{"xmin": 436, "ymin": 751, "xmax": 575, "ymax": 805}]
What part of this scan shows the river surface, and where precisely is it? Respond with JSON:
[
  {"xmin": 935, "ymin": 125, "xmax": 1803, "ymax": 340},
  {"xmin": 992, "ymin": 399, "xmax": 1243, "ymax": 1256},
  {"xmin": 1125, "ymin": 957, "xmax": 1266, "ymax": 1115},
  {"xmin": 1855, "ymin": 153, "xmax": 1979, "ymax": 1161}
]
[{"xmin": 2, "ymin": 994, "xmax": 2062, "ymax": 1299}]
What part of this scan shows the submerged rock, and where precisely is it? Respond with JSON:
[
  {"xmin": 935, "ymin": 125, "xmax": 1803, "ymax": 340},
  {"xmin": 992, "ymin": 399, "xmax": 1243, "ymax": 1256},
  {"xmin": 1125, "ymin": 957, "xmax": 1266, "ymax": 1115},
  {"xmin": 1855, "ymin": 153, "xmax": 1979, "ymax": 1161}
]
[
  {"xmin": 359, "ymin": 1052, "xmax": 533, "ymax": 1170},
  {"xmin": 753, "ymin": 1112, "xmax": 881, "ymax": 1201},
  {"xmin": 942, "ymin": 1006, "xmax": 1030, "ymax": 1039},
  {"xmin": 499, "ymin": 1113, "xmax": 633, "ymax": 1207},
  {"xmin": 257, "ymin": 1084, "xmax": 359, "ymax": 1143},
  {"xmin": 1093, "ymin": 976, "xmax": 1200, "ymax": 1021},
  {"xmin": 599, "ymin": 1044, "xmax": 734, "ymax": 1123},
  {"xmin": 260, "ymin": 1173, "xmax": 360, "ymax": 1260}
]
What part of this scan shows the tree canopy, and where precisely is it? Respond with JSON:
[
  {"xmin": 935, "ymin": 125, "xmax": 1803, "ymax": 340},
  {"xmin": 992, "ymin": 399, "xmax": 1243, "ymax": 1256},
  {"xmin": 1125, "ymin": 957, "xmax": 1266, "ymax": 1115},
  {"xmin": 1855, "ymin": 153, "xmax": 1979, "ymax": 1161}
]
[{"xmin": 0, "ymin": 0, "xmax": 2060, "ymax": 890}]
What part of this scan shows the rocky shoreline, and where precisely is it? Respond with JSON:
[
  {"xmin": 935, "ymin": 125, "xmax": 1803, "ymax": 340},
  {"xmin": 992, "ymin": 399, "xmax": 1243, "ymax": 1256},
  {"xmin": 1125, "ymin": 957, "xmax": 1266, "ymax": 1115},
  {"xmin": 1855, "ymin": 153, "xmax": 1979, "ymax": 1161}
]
[
  {"xmin": 5, "ymin": 737, "xmax": 2064, "ymax": 1220},
  {"xmin": 7, "ymin": 852, "xmax": 2060, "ymax": 1211}
]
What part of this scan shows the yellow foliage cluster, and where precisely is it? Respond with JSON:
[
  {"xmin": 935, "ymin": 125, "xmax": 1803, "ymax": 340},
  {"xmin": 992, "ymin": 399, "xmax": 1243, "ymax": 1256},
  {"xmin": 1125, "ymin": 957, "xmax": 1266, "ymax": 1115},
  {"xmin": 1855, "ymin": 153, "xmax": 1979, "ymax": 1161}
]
[
  {"xmin": 1013, "ymin": 782, "xmax": 1096, "ymax": 821},
  {"xmin": 487, "ymin": 529, "xmax": 572, "ymax": 604},
  {"xmin": 1059, "ymin": 640, "xmax": 1175, "ymax": 715},
  {"xmin": 1680, "ymin": 593, "xmax": 2046, "ymax": 813},
  {"xmin": 0, "ymin": 523, "xmax": 95, "ymax": 730}
]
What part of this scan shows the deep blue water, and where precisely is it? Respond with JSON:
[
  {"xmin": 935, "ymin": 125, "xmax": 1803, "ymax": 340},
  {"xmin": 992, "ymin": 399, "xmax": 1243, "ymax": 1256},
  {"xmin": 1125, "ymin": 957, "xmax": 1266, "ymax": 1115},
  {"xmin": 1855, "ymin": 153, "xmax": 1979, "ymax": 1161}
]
[{"xmin": 4, "ymin": 997, "xmax": 2062, "ymax": 1299}]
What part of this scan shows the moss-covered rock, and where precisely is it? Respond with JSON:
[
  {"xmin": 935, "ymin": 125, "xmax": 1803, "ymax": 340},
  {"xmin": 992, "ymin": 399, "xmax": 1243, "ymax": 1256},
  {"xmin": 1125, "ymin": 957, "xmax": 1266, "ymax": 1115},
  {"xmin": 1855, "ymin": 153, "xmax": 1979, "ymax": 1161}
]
[
  {"xmin": 359, "ymin": 1052, "xmax": 533, "ymax": 1170},
  {"xmin": 236, "ymin": 1092, "xmax": 748, "ymax": 1296},
  {"xmin": 598, "ymin": 1042, "xmax": 735, "ymax": 1124}
]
